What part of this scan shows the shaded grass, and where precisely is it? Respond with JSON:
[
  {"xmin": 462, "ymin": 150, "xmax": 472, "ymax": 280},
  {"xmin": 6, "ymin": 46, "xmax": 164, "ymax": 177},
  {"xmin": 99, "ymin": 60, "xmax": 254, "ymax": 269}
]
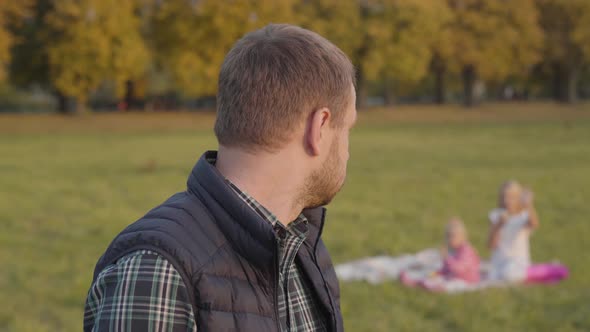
[{"xmin": 1, "ymin": 104, "xmax": 589, "ymax": 331}]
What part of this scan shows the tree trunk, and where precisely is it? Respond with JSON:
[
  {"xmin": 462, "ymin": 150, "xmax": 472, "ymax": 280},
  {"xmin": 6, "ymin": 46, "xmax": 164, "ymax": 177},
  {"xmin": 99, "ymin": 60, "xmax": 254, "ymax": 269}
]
[
  {"xmin": 553, "ymin": 63, "xmax": 579, "ymax": 103},
  {"xmin": 123, "ymin": 80, "xmax": 137, "ymax": 111},
  {"xmin": 355, "ymin": 67, "xmax": 368, "ymax": 109},
  {"xmin": 552, "ymin": 63, "xmax": 563, "ymax": 101},
  {"xmin": 462, "ymin": 65, "xmax": 476, "ymax": 107},
  {"xmin": 354, "ymin": 25, "xmax": 370, "ymax": 109},
  {"xmin": 55, "ymin": 91, "xmax": 81, "ymax": 114},
  {"xmin": 74, "ymin": 96, "xmax": 87, "ymax": 114},
  {"xmin": 434, "ymin": 64, "xmax": 446, "ymax": 104},
  {"xmin": 56, "ymin": 91, "xmax": 69, "ymax": 114},
  {"xmin": 566, "ymin": 67, "xmax": 579, "ymax": 104},
  {"xmin": 383, "ymin": 79, "xmax": 395, "ymax": 106}
]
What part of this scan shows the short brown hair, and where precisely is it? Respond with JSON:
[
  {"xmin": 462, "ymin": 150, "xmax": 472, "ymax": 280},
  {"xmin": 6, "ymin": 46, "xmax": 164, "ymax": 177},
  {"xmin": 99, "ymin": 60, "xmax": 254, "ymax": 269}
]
[{"xmin": 215, "ymin": 24, "xmax": 355, "ymax": 150}]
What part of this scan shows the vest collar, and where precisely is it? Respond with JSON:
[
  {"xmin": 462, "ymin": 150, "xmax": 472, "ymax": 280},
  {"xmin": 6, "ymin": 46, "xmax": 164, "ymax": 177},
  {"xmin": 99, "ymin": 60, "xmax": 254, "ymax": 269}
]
[
  {"xmin": 302, "ymin": 207, "xmax": 327, "ymax": 250},
  {"xmin": 186, "ymin": 151, "xmax": 327, "ymax": 268}
]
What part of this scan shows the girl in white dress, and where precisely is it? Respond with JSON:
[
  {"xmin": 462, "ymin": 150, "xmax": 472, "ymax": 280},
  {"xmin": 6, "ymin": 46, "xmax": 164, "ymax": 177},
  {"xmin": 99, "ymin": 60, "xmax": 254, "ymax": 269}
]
[
  {"xmin": 487, "ymin": 180, "xmax": 568, "ymax": 283},
  {"xmin": 487, "ymin": 181, "xmax": 539, "ymax": 281}
]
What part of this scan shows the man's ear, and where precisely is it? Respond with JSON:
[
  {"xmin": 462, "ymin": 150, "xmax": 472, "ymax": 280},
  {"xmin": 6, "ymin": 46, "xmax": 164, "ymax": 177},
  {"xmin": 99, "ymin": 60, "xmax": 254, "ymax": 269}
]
[{"xmin": 306, "ymin": 107, "xmax": 331, "ymax": 156}]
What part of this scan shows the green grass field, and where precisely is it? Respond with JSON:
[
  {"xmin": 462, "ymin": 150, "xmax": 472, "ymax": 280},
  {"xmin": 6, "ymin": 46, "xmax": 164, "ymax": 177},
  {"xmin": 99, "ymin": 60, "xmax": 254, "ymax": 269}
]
[{"xmin": 1, "ymin": 103, "xmax": 590, "ymax": 331}]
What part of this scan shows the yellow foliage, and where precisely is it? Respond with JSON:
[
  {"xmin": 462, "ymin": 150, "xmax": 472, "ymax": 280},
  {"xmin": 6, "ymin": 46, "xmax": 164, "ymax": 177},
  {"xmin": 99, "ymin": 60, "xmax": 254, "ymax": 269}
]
[
  {"xmin": 365, "ymin": 0, "xmax": 452, "ymax": 83},
  {"xmin": 0, "ymin": 1, "xmax": 31, "ymax": 81},
  {"xmin": 293, "ymin": 0, "xmax": 363, "ymax": 60},
  {"xmin": 538, "ymin": 0, "xmax": 590, "ymax": 67},
  {"xmin": 5, "ymin": 0, "xmax": 590, "ymax": 105},
  {"xmin": 45, "ymin": 0, "xmax": 149, "ymax": 103},
  {"xmin": 150, "ymin": 0, "xmax": 296, "ymax": 97},
  {"xmin": 442, "ymin": 0, "xmax": 543, "ymax": 80}
]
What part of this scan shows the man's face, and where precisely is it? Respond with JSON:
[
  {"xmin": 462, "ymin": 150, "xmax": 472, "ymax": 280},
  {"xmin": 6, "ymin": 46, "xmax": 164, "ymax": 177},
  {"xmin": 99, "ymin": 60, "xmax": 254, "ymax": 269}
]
[{"xmin": 302, "ymin": 85, "xmax": 357, "ymax": 208}]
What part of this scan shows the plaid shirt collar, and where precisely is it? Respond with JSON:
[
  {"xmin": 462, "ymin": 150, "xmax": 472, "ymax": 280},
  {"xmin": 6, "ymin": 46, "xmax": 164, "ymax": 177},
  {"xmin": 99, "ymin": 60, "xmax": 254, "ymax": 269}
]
[
  {"xmin": 206, "ymin": 152, "xmax": 309, "ymax": 239},
  {"xmin": 225, "ymin": 180, "xmax": 309, "ymax": 240}
]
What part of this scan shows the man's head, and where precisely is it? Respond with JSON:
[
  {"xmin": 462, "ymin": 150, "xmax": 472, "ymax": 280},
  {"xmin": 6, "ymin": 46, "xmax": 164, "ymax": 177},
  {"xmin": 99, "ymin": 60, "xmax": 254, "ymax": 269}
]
[{"xmin": 215, "ymin": 24, "xmax": 357, "ymax": 208}]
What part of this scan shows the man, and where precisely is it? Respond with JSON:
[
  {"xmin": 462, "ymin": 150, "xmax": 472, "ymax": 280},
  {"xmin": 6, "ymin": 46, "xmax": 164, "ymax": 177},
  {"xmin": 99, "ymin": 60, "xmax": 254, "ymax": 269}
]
[{"xmin": 84, "ymin": 23, "xmax": 357, "ymax": 332}]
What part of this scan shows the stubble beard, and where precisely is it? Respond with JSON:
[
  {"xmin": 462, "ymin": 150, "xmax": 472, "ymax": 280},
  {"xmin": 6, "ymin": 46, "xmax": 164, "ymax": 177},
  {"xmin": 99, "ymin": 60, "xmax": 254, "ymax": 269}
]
[{"xmin": 297, "ymin": 138, "xmax": 346, "ymax": 210}]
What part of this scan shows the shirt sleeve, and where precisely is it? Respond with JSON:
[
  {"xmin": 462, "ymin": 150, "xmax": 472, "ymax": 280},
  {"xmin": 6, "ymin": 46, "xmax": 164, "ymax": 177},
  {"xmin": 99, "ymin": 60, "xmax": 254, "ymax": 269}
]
[{"xmin": 84, "ymin": 250, "xmax": 197, "ymax": 332}]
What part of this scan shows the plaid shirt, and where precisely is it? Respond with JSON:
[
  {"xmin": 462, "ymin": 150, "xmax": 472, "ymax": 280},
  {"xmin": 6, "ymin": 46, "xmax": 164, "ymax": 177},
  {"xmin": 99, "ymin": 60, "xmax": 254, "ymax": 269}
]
[
  {"xmin": 227, "ymin": 182, "xmax": 327, "ymax": 332},
  {"xmin": 85, "ymin": 181, "xmax": 327, "ymax": 332},
  {"xmin": 84, "ymin": 250, "xmax": 197, "ymax": 332}
]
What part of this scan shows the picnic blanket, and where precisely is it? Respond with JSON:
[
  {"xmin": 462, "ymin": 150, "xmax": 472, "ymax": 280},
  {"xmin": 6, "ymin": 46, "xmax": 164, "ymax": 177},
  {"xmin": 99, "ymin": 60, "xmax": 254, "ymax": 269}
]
[
  {"xmin": 335, "ymin": 249, "xmax": 508, "ymax": 293},
  {"xmin": 335, "ymin": 249, "xmax": 442, "ymax": 285}
]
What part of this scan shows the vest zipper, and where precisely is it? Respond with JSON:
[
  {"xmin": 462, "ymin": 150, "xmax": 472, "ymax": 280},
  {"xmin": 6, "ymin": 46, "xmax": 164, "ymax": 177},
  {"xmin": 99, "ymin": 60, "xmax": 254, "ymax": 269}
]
[
  {"xmin": 311, "ymin": 214, "xmax": 338, "ymax": 332},
  {"xmin": 311, "ymin": 252, "xmax": 338, "ymax": 331},
  {"xmin": 274, "ymin": 239, "xmax": 281, "ymax": 332}
]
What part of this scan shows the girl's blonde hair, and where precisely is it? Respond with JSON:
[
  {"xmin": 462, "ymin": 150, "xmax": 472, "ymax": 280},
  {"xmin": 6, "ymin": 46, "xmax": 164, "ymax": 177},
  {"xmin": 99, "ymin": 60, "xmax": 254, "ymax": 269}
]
[
  {"xmin": 497, "ymin": 180, "xmax": 522, "ymax": 208},
  {"xmin": 446, "ymin": 217, "xmax": 467, "ymax": 237}
]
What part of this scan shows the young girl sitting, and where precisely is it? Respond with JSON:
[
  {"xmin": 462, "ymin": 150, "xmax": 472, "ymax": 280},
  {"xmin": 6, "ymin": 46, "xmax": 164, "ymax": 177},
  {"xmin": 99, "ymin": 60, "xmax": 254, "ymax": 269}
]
[
  {"xmin": 487, "ymin": 180, "xmax": 568, "ymax": 283},
  {"xmin": 440, "ymin": 218, "xmax": 481, "ymax": 284},
  {"xmin": 401, "ymin": 218, "xmax": 480, "ymax": 291}
]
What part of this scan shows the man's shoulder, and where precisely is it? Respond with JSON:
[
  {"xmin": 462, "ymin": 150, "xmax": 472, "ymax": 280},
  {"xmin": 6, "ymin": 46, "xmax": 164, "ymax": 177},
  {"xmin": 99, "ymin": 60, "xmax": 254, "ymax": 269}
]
[
  {"xmin": 133, "ymin": 190, "xmax": 227, "ymax": 251},
  {"xmin": 96, "ymin": 191, "xmax": 228, "ymax": 280},
  {"xmin": 143, "ymin": 191, "xmax": 211, "ymax": 223},
  {"xmin": 130, "ymin": 191, "xmax": 220, "ymax": 240}
]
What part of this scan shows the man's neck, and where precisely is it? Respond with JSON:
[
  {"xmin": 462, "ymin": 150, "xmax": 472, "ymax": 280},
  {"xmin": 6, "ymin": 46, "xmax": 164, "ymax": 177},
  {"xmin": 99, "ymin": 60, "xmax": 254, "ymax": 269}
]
[{"xmin": 215, "ymin": 146, "xmax": 305, "ymax": 225}]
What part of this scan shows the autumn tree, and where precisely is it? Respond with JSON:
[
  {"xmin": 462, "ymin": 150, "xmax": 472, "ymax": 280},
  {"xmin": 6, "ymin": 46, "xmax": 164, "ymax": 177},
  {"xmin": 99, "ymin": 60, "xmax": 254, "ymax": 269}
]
[
  {"xmin": 297, "ymin": 0, "xmax": 451, "ymax": 107},
  {"xmin": 147, "ymin": 0, "xmax": 295, "ymax": 99},
  {"xmin": 434, "ymin": 0, "xmax": 542, "ymax": 106},
  {"xmin": 45, "ymin": 0, "xmax": 149, "ymax": 112},
  {"xmin": 429, "ymin": 3, "xmax": 455, "ymax": 105},
  {"xmin": 537, "ymin": 0, "xmax": 590, "ymax": 103},
  {"xmin": 10, "ymin": 0, "xmax": 148, "ymax": 113},
  {"xmin": 10, "ymin": 1, "xmax": 59, "ymax": 108},
  {"xmin": 292, "ymin": 0, "xmax": 364, "ymax": 103},
  {"xmin": 0, "ymin": 1, "xmax": 31, "ymax": 82},
  {"xmin": 363, "ymin": 0, "xmax": 451, "ymax": 105}
]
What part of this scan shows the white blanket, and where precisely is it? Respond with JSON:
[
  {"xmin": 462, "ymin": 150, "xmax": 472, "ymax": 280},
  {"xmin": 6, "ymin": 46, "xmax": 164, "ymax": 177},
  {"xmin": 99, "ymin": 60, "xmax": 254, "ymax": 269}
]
[{"xmin": 335, "ymin": 249, "xmax": 508, "ymax": 293}]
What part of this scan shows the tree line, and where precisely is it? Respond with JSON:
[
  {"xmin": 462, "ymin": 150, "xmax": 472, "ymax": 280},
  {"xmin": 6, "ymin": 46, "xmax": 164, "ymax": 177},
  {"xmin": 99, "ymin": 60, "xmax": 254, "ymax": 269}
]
[{"xmin": 1, "ymin": 0, "xmax": 590, "ymax": 113}]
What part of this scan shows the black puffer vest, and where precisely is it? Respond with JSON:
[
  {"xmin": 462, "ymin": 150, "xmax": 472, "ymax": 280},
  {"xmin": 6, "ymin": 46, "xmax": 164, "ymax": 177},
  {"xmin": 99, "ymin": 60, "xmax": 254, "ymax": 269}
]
[{"xmin": 92, "ymin": 151, "xmax": 344, "ymax": 331}]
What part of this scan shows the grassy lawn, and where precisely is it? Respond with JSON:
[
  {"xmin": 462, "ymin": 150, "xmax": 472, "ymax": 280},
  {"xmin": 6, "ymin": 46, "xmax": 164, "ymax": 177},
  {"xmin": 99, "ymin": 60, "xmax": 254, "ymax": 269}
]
[{"xmin": 1, "ymin": 103, "xmax": 589, "ymax": 331}]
